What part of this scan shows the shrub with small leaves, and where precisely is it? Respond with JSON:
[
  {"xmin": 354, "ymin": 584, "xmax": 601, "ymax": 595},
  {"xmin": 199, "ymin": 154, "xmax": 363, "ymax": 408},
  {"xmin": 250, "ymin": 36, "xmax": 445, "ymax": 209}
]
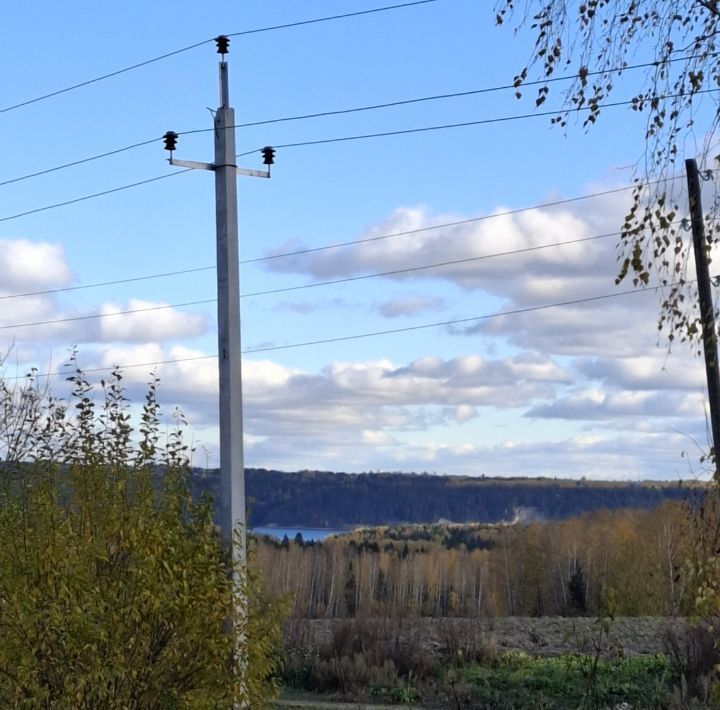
[{"xmin": 0, "ymin": 353, "xmax": 285, "ymax": 708}]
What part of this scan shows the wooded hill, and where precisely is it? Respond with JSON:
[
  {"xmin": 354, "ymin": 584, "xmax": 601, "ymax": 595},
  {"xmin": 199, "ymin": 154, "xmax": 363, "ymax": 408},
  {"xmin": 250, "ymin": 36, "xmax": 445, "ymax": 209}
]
[{"xmin": 188, "ymin": 468, "xmax": 699, "ymax": 527}]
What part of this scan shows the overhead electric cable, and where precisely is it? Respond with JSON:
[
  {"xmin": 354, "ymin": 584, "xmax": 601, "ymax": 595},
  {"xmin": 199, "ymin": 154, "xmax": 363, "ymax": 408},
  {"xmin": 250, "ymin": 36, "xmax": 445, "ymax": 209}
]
[
  {"xmin": 243, "ymin": 182, "xmax": 680, "ymax": 264},
  {"xmin": 0, "ymin": 231, "xmax": 618, "ymax": 321},
  {"xmin": 0, "ymin": 265, "xmax": 216, "ymax": 302},
  {"xmin": 226, "ymin": 0, "xmax": 438, "ymax": 37},
  {"xmin": 240, "ymin": 230, "xmax": 624, "ymax": 298},
  {"xmin": 6, "ymin": 279, "xmax": 685, "ymax": 381},
  {"xmin": 0, "ymin": 90, "xmax": 692, "ymax": 226},
  {"xmin": 0, "ymin": 227, "xmax": 692, "ymax": 332},
  {"xmin": 2, "ymin": 53, "xmax": 712, "ymax": 188},
  {"xmin": 0, "ymin": 170, "xmax": 191, "ymax": 224},
  {"xmin": 0, "ymin": 137, "xmax": 162, "ymax": 188},
  {"xmin": 5, "ymin": 354, "xmax": 217, "ymax": 382},
  {"xmin": 0, "ymin": 1, "xmax": 439, "ymax": 116},
  {"xmin": 215, "ymin": 52, "xmax": 720, "ymax": 133},
  {"xmin": 0, "ymin": 200, "xmax": 682, "ymax": 304},
  {"xmin": 238, "ymin": 88, "xmax": 717, "ymax": 155},
  {"xmin": 0, "ymin": 299, "xmax": 215, "ymax": 332},
  {"xmin": 0, "ymin": 40, "xmax": 212, "ymax": 115},
  {"xmin": 243, "ymin": 283, "xmax": 671, "ymax": 353}
]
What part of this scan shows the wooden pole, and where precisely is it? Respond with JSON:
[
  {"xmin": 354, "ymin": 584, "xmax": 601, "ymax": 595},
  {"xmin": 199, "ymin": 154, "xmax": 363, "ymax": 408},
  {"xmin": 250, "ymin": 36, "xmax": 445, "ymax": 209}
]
[{"xmin": 686, "ymin": 158, "xmax": 720, "ymax": 477}]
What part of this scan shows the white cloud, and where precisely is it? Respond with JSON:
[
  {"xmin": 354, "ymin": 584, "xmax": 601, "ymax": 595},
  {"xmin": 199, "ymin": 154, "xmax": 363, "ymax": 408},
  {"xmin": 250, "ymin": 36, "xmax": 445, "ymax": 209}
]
[
  {"xmin": 525, "ymin": 388, "xmax": 700, "ymax": 420},
  {"xmin": 1, "ymin": 298, "xmax": 208, "ymax": 347},
  {"xmin": 98, "ymin": 299, "xmax": 206, "ymax": 342},
  {"xmin": 375, "ymin": 430, "xmax": 697, "ymax": 480},
  {"xmin": 576, "ymin": 353, "xmax": 705, "ymax": 391},
  {"xmin": 0, "ymin": 239, "xmax": 72, "ymax": 293},
  {"xmin": 3, "ymin": 193, "xmax": 712, "ymax": 482},
  {"xmin": 257, "ymin": 198, "xmax": 686, "ymax": 363},
  {"xmin": 362, "ymin": 429, "xmax": 396, "ymax": 446},
  {"xmin": 260, "ymin": 201, "xmax": 624, "ymax": 299}
]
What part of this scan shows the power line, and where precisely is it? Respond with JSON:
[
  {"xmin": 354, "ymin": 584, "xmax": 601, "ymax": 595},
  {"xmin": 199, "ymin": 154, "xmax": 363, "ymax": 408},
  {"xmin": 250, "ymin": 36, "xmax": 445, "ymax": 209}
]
[
  {"xmin": 0, "ymin": 85, "xmax": 565, "ymax": 187},
  {"xmin": 0, "ymin": 223, "xmax": 680, "ymax": 331},
  {"xmin": 3, "ymin": 53, "xmax": 712, "ymax": 189},
  {"xmin": 0, "ymin": 229, "xmax": 616, "ymax": 326},
  {"xmin": 0, "ymin": 265, "xmax": 216, "ymax": 302},
  {"xmin": 0, "ymin": 170, "xmax": 191, "ymax": 224},
  {"xmin": 241, "ymin": 230, "xmax": 623, "ymax": 299},
  {"xmin": 242, "ymin": 182, "xmax": 682, "ymax": 263},
  {"xmin": 8, "ymin": 279, "xmax": 678, "ymax": 382},
  {"xmin": 0, "ymin": 90, "xmax": 694, "ymax": 226},
  {"xmin": 242, "ymin": 88, "xmax": 718, "ymax": 154},
  {"xmin": 243, "ymin": 282, "xmax": 668, "ymax": 353},
  {"xmin": 0, "ymin": 137, "xmax": 162, "ymax": 188},
  {"xmin": 0, "ymin": 184, "xmax": 678, "ymax": 303},
  {"xmin": 0, "ymin": 1, "xmax": 439, "ymax": 116},
  {"xmin": 5, "ymin": 354, "xmax": 217, "ymax": 382},
  {"xmin": 0, "ymin": 40, "xmax": 212, "ymax": 116},
  {"xmin": 227, "ymin": 0, "xmax": 438, "ymax": 37},
  {"xmin": 0, "ymin": 299, "xmax": 215, "ymax": 332},
  {"xmin": 187, "ymin": 55, "xmax": 715, "ymax": 137},
  {"xmin": 220, "ymin": 54, "xmax": 720, "ymax": 133}
]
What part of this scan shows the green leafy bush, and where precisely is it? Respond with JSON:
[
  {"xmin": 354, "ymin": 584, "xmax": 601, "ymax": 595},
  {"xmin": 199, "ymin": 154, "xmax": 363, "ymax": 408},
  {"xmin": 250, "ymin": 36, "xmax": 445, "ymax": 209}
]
[
  {"xmin": 0, "ymin": 359, "xmax": 284, "ymax": 708},
  {"xmin": 464, "ymin": 652, "xmax": 675, "ymax": 709}
]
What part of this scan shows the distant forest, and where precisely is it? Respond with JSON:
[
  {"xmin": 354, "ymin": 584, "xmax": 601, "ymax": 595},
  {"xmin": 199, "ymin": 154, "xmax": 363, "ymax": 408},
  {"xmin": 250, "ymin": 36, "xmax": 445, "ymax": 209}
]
[
  {"xmin": 188, "ymin": 468, "xmax": 699, "ymax": 527},
  {"xmin": 252, "ymin": 503, "xmax": 693, "ymax": 618}
]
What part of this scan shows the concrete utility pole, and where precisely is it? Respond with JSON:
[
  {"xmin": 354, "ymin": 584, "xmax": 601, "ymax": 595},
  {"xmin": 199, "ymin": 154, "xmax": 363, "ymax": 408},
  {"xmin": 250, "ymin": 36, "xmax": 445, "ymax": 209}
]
[
  {"xmin": 163, "ymin": 37, "xmax": 274, "ymax": 582},
  {"xmin": 686, "ymin": 158, "xmax": 720, "ymax": 477}
]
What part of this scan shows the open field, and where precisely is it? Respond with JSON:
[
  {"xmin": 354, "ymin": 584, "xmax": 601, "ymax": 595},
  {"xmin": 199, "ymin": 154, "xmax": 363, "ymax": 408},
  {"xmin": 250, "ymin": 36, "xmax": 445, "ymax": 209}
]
[
  {"xmin": 277, "ymin": 616, "xmax": 717, "ymax": 708},
  {"xmin": 288, "ymin": 616, "xmax": 682, "ymax": 659}
]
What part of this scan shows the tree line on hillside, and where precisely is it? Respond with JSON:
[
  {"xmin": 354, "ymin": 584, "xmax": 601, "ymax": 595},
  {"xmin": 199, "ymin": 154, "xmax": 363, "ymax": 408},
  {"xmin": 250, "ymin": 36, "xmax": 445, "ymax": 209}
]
[
  {"xmin": 189, "ymin": 468, "xmax": 697, "ymax": 527},
  {"xmin": 251, "ymin": 502, "xmax": 694, "ymax": 619}
]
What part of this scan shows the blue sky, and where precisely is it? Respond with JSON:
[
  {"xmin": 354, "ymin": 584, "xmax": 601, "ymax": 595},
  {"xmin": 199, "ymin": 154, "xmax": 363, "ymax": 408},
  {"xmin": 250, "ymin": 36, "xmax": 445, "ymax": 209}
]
[{"xmin": 0, "ymin": 0, "xmax": 715, "ymax": 480}]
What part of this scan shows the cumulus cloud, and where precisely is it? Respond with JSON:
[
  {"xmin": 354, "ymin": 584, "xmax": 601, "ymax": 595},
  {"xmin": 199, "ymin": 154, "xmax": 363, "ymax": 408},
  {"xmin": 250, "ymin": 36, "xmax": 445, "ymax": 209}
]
[
  {"xmin": 245, "ymin": 426, "xmax": 697, "ymax": 480},
  {"xmin": 260, "ymin": 199, "xmax": 626, "ymax": 299},
  {"xmin": 92, "ymin": 344, "xmax": 218, "ymax": 405},
  {"xmin": 576, "ymin": 353, "xmax": 705, "ymax": 391},
  {"xmin": 258, "ymin": 196, "xmax": 679, "ymax": 359},
  {"xmin": 1, "ymin": 298, "xmax": 208, "ymax": 346},
  {"xmin": 4, "ymin": 196, "xmax": 712, "ymax": 481},
  {"xmin": 525, "ymin": 388, "xmax": 702, "ymax": 420},
  {"xmin": 63, "ymin": 346, "xmax": 570, "ymax": 436},
  {"xmin": 232, "ymin": 193, "xmax": 714, "ymax": 478},
  {"xmin": 0, "ymin": 238, "xmax": 208, "ymax": 349},
  {"xmin": 0, "ymin": 239, "xmax": 72, "ymax": 293},
  {"xmin": 97, "ymin": 300, "xmax": 206, "ymax": 342},
  {"xmin": 10, "ymin": 331, "xmax": 707, "ymax": 480}
]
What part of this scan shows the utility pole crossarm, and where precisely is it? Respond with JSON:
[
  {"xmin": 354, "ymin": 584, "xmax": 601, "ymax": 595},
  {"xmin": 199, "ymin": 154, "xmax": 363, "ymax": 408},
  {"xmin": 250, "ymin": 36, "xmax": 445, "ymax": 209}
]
[
  {"xmin": 169, "ymin": 158, "xmax": 214, "ymax": 171},
  {"xmin": 168, "ymin": 157, "xmax": 271, "ymax": 178},
  {"xmin": 236, "ymin": 166, "xmax": 270, "ymax": 178}
]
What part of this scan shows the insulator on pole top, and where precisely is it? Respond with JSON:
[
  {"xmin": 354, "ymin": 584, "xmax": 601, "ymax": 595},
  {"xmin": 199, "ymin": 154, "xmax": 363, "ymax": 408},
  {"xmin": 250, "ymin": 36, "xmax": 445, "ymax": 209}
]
[
  {"xmin": 163, "ymin": 131, "xmax": 179, "ymax": 152},
  {"xmin": 215, "ymin": 35, "xmax": 230, "ymax": 55},
  {"xmin": 261, "ymin": 146, "xmax": 276, "ymax": 165}
]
